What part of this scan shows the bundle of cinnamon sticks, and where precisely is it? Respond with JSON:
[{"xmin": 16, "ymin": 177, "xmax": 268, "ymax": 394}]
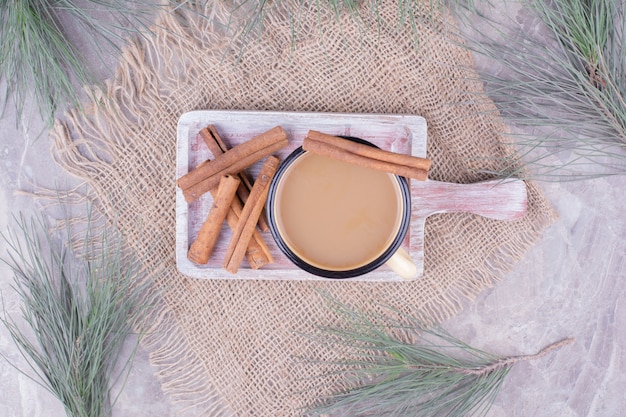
[
  {"xmin": 178, "ymin": 126, "xmax": 431, "ymax": 275},
  {"xmin": 178, "ymin": 126, "xmax": 287, "ymax": 273}
]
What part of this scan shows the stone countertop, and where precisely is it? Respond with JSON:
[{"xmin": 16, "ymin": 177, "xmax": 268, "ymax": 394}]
[{"xmin": 1, "ymin": 2, "xmax": 624, "ymax": 416}]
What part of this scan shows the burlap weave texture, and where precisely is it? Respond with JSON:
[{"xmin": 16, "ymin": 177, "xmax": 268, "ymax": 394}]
[{"xmin": 52, "ymin": 2, "xmax": 556, "ymax": 416}]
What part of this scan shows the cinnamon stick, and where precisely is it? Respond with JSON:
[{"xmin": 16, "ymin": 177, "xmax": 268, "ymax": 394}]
[
  {"xmin": 219, "ymin": 190, "xmax": 274, "ymax": 270},
  {"xmin": 187, "ymin": 175, "xmax": 241, "ymax": 264},
  {"xmin": 223, "ymin": 155, "xmax": 280, "ymax": 274},
  {"xmin": 177, "ymin": 126, "xmax": 288, "ymax": 202},
  {"xmin": 302, "ymin": 130, "xmax": 431, "ymax": 181},
  {"xmin": 199, "ymin": 125, "xmax": 270, "ymax": 232}
]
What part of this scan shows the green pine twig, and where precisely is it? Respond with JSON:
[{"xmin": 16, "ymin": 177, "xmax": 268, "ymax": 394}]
[
  {"xmin": 0, "ymin": 0, "xmax": 168, "ymax": 127},
  {"xmin": 0, "ymin": 209, "xmax": 158, "ymax": 417},
  {"xmin": 301, "ymin": 294, "xmax": 574, "ymax": 417},
  {"xmin": 453, "ymin": 0, "xmax": 626, "ymax": 180}
]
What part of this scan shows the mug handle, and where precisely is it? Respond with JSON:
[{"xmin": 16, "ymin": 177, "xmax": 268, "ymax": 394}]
[{"xmin": 385, "ymin": 247, "xmax": 418, "ymax": 280}]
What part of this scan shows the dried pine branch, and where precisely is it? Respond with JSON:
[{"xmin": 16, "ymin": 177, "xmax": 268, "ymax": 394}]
[
  {"xmin": 301, "ymin": 294, "xmax": 573, "ymax": 417},
  {"xmin": 0, "ymin": 209, "xmax": 159, "ymax": 417}
]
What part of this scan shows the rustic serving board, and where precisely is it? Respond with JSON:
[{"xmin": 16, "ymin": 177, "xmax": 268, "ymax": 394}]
[{"xmin": 175, "ymin": 110, "xmax": 527, "ymax": 281}]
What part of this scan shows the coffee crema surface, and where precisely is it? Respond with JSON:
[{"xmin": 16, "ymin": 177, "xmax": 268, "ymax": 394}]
[{"xmin": 274, "ymin": 152, "xmax": 402, "ymax": 270}]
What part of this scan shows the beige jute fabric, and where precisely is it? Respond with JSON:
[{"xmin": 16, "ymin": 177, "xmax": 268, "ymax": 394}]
[{"xmin": 51, "ymin": 2, "xmax": 557, "ymax": 416}]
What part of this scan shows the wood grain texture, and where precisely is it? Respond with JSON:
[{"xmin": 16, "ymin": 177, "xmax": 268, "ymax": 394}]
[{"xmin": 175, "ymin": 110, "xmax": 527, "ymax": 281}]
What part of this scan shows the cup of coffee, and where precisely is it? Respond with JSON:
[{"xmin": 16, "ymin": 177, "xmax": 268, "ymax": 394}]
[{"xmin": 266, "ymin": 137, "xmax": 417, "ymax": 279}]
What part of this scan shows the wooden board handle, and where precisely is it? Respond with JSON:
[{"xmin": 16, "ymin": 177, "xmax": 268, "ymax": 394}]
[{"xmin": 413, "ymin": 179, "xmax": 528, "ymax": 221}]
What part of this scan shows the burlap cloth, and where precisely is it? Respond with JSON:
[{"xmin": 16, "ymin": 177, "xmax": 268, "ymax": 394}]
[{"xmin": 51, "ymin": 2, "xmax": 556, "ymax": 416}]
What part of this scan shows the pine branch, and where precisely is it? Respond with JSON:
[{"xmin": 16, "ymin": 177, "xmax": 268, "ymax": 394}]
[
  {"xmin": 453, "ymin": 0, "xmax": 626, "ymax": 180},
  {"xmin": 0, "ymin": 0, "xmax": 170, "ymax": 127},
  {"xmin": 0, "ymin": 208, "xmax": 158, "ymax": 417},
  {"xmin": 301, "ymin": 294, "xmax": 574, "ymax": 417}
]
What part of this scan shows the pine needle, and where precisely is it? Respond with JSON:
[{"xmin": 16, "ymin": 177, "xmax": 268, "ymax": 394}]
[
  {"xmin": 453, "ymin": 0, "xmax": 626, "ymax": 180},
  {"xmin": 0, "ymin": 209, "xmax": 159, "ymax": 417},
  {"xmin": 0, "ymin": 0, "xmax": 169, "ymax": 127},
  {"xmin": 301, "ymin": 293, "xmax": 574, "ymax": 417}
]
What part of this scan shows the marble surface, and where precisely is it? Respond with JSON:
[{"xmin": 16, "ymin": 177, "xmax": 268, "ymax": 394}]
[
  {"xmin": 1, "ymin": 2, "xmax": 624, "ymax": 416},
  {"xmin": 0, "ymin": 89, "xmax": 176, "ymax": 416}
]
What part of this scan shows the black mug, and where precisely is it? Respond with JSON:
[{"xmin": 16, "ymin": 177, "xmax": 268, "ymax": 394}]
[{"xmin": 266, "ymin": 137, "xmax": 416, "ymax": 279}]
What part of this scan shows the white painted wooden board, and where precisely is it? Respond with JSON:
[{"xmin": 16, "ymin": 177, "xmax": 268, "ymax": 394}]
[{"xmin": 175, "ymin": 110, "xmax": 527, "ymax": 281}]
